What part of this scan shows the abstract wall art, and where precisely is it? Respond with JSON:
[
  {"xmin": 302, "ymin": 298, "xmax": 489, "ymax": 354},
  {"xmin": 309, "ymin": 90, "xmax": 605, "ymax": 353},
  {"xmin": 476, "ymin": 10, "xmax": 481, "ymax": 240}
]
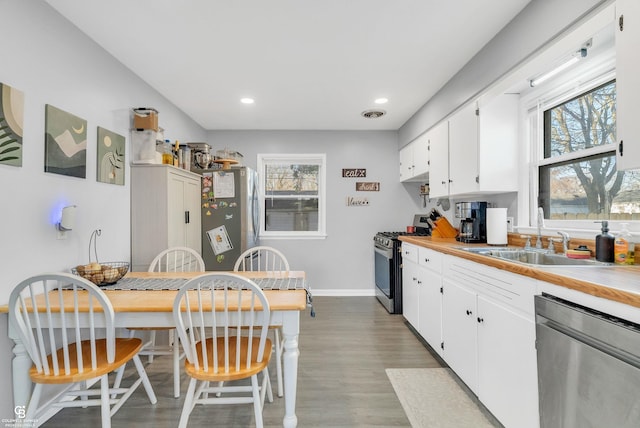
[
  {"xmin": 97, "ymin": 126, "xmax": 125, "ymax": 185},
  {"xmin": 0, "ymin": 83, "xmax": 25, "ymax": 167},
  {"xmin": 44, "ymin": 104, "xmax": 87, "ymax": 178}
]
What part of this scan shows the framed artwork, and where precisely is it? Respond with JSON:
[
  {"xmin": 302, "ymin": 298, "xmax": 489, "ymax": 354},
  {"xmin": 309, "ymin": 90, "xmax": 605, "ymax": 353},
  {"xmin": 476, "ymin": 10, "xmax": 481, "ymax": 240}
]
[
  {"xmin": 44, "ymin": 104, "xmax": 87, "ymax": 178},
  {"xmin": 0, "ymin": 82, "xmax": 24, "ymax": 167},
  {"xmin": 97, "ymin": 126, "xmax": 125, "ymax": 185}
]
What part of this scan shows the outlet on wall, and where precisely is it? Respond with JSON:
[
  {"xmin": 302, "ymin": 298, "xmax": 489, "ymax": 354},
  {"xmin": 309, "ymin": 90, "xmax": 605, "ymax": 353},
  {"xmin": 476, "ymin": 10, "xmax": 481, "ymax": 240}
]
[{"xmin": 506, "ymin": 216, "xmax": 514, "ymax": 232}]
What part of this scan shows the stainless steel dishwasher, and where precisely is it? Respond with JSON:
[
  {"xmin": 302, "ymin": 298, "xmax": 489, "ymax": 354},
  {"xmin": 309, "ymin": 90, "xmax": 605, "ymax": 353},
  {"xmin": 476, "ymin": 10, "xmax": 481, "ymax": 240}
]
[{"xmin": 535, "ymin": 294, "xmax": 640, "ymax": 428}]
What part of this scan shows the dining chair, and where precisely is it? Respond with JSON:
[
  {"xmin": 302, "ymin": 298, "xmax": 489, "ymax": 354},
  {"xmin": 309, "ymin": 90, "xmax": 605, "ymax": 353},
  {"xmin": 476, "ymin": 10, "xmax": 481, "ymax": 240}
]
[
  {"xmin": 234, "ymin": 245, "xmax": 289, "ymax": 397},
  {"xmin": 173, "ymin": 273, "xmax": 273, "ymax": 428},
  {"xmin": 118, "ymin": 246, "xmax": 205, "ymax": 398},
  {"xmin": 8, "ymin": 273, "xmax": 157, "ymax": 428}
]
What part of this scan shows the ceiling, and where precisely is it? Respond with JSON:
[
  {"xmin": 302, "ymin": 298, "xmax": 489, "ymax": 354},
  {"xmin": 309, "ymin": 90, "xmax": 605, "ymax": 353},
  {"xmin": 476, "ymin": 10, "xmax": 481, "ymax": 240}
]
[{"xmin": 45, "ymin": 0, "xmax": 531, "ymax": 131}]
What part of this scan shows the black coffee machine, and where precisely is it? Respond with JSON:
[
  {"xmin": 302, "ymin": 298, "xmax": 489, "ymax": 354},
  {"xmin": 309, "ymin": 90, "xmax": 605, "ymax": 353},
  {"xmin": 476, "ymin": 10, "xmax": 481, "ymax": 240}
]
[{"xmin": 455, "ymin": 201, "xmax": 488, "ymax": 243}]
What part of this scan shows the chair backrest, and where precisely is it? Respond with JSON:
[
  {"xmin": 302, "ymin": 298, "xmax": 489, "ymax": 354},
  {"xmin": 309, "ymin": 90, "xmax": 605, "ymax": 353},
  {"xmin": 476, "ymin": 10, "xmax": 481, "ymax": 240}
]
[
  {"xmin": 233, "ymin": 246, "xmax": 290, "ymax": 272},
  {"xmin": 149, "ymin": 246, "xmax": 205, "ymax": 273},
  {"xmin": 8, "ymin": 273, "xmax": 116, "ymax": 377},
  {"xmin": 173, "ymin": 273, "xmax": 271, "ymax": 374}
]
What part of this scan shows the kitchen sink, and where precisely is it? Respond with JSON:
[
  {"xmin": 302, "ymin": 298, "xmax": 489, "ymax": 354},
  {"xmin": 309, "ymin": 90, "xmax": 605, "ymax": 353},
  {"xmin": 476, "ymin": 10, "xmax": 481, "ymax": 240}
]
[{"xmin": 456, "ymin": 246, "xmax": 612, "ymax": 267}]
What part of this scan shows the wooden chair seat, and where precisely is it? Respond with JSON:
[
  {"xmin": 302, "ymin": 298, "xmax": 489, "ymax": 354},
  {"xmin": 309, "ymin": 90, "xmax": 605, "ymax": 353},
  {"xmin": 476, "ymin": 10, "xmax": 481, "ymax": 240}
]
[
  {"xmin": 186, "ymin": 337, "xmax": 272, "ymax": 382},
  {"xmin": 30, "ymin": 338, "xmax": 143, "ymax": 384}
]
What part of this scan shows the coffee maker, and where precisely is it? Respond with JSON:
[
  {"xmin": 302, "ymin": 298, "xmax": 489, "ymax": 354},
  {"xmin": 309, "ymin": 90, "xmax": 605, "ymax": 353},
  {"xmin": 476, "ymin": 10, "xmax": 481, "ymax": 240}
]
[{"xmin": 455, "ymin": 201, "xmax": 488, "ymax": 243}]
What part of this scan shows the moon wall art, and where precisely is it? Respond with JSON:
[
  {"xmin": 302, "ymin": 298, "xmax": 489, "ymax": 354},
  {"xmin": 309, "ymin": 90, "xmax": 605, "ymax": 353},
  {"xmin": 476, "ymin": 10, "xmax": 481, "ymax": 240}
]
[
  {"xmin": 0, "ymin": 83, "xmax": 24, "ymax": 167},
  {"xmin": 44, "ymin": 104, "xmax": 87, "ymax": 178}
]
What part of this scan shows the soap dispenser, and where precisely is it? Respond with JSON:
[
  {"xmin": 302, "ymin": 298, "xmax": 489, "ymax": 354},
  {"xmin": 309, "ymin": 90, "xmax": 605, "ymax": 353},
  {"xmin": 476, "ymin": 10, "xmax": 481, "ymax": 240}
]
[{"xmin": 595, "ymin": 220, "xmax": 614, "ymax": 263}]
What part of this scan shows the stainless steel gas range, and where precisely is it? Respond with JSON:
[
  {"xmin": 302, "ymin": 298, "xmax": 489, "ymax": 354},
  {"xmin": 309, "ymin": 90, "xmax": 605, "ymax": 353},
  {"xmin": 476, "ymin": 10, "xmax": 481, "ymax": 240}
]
[{"xmin": 374, "ymin": 214, "xmax": 431, "ymax": 314}]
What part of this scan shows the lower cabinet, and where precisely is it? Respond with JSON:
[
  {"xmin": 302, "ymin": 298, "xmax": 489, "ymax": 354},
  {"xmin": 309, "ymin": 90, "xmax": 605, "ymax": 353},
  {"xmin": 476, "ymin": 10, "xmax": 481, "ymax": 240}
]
[{"xmin": 441, "ymin": 253, "xmax": 539, "ymax": 428}]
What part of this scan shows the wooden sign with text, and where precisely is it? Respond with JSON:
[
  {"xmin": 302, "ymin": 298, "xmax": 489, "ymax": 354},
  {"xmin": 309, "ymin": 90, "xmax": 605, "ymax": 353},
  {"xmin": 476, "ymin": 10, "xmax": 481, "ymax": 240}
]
[
  {"xmin": 342, "ymin": 168, "xmax": 366, "ymax": 178},
  {"xmin": 356, "ymin": 182, "xmax": 380, "ymax": 191}
]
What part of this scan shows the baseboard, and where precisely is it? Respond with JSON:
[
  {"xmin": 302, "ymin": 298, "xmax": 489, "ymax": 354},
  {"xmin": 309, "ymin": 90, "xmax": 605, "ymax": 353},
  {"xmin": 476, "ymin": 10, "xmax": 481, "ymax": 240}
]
[{"xmin": 309, "ymin": 289, "xmax": 376, "ymax": 297}]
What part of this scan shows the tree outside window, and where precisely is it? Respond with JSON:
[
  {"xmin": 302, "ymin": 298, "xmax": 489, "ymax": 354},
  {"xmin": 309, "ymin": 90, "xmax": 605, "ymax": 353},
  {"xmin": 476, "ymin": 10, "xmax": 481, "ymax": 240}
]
[{"xmin": 539, "ymin": 80, "xmax": 640, "ymax": 220}]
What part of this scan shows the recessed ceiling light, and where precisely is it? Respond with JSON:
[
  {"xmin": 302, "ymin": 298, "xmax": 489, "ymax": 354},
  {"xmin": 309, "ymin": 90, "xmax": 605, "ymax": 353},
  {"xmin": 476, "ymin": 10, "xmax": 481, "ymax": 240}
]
[
  {"xmin": 240, "ymin": 98, "xmax": 255, "ymax": 104},
  {"xmin": 374, "ymin": 98, "xmax": 388, "ymax": 104},
  {"xmin": 361, "ymin": 109, "xmax": 386, "ymax": 119}
]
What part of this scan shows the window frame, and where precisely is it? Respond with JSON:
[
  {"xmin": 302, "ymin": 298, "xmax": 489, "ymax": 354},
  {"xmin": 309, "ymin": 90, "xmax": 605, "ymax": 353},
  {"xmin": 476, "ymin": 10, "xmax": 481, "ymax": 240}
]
[{"xmin": 257, "ymin": 153, "xmax": 327, "ymax": 239}]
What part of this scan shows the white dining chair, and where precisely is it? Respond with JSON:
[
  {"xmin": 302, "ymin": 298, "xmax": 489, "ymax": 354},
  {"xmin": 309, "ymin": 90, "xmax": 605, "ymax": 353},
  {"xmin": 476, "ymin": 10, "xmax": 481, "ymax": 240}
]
[
  {"xmin": 8, "ymin": 273, "xmax": 157, "ymax": 428},
  {"xmin": 173, "ymin": 273, "xmax": 273, "ymax": 428},
  {"xmin": 234, "ymin": 245, "xmax": 289, "ymax": 397},
  {"xmin": 118, "ymin": 246, "xmax": 205, "ymax": 398}
]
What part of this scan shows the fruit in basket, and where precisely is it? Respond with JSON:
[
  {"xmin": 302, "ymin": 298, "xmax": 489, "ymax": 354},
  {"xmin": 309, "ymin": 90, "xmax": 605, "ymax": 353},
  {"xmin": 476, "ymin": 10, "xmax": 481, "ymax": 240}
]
[
  {"xmin": 89, "ymin": 262, "xmax": 102, "ymax": 271},
  {"xmin": 102, "ymin": 267, "xmax": 119, "ymax": 283}
]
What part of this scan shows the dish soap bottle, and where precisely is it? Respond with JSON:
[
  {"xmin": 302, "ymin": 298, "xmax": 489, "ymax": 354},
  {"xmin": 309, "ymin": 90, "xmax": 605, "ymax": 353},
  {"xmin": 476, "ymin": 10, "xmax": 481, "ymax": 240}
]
[
  {"xmin": 614, "ymin": 223, "xmax": 631, "ymax": 265},
  {"xmin": 595, "ymin": 221, "xmax": 614, "ymax": 263}
]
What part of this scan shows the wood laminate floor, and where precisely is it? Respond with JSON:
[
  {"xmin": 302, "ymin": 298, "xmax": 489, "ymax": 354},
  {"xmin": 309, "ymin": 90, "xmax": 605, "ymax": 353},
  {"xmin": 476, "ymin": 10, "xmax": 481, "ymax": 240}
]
[{"xmin": 42, "ymin": 297, "xmax": 444, "ymax": 427}]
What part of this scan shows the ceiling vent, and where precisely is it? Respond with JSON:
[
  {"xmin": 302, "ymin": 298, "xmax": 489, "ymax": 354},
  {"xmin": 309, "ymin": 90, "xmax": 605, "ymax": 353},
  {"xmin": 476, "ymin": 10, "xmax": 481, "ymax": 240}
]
[{"xmin": 361, "ymin": 109, "xmax": 386, "ymax": 119}]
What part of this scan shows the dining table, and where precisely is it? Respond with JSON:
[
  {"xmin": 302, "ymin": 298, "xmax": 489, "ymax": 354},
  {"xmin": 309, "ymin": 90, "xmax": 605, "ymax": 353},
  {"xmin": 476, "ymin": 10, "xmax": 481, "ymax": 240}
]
[{"xmin": 1, "ymin": 270, "xmax": 308, "ymax": 428}]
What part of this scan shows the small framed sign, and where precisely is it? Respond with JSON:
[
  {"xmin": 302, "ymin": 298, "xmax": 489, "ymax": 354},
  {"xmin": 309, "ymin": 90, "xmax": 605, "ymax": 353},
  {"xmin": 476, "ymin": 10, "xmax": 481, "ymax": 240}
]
[
  {"xmin": 356, "ymin": 182, "xmax": 379, "ymax": 191},
  {"xmin": 342, "ymin": 168, "xmax": 366, "ymax": 178}
]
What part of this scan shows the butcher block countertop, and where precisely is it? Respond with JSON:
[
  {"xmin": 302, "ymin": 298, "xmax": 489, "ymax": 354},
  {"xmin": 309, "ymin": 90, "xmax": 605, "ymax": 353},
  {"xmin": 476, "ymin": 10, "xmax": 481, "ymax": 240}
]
[{"xmin": 399, "ymin": 236, "xmax": 640, "ymax": 309}]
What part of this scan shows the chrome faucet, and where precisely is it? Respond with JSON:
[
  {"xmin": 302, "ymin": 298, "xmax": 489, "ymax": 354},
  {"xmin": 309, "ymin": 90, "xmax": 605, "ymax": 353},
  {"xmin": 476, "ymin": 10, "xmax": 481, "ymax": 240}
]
[
  {"xmin": 557, "ymin": 231, "xmax": 570, "ymax": 254},
  {"xmin": 536, "ymin": 207, "xmax": 544, "ymax": 249}
]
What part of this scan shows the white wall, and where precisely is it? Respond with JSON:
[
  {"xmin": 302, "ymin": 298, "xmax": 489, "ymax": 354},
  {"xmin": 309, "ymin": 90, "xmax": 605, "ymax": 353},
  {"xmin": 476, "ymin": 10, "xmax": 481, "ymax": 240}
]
[
  {"xmin": 207, "ymin": 130, "xmax": 424, "ymax": 294},
  {"xmin": 0, "ymin": 0, "xmax": 207, "ymax": 414}
]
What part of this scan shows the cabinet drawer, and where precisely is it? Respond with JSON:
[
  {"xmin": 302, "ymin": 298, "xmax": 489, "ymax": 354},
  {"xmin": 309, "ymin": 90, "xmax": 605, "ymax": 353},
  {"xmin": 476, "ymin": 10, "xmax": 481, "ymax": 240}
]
[
  {"xmin": 419, "ymin": 247, "xmax": 443, "ymax": 274},
  {"xmin": 401, "ymin": 243, "xmax": 418, "ymax": 264}
]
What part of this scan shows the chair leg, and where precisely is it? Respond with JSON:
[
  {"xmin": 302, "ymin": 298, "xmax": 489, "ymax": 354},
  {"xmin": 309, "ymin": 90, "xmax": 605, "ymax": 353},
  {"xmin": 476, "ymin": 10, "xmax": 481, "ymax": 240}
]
[
  {"xmin": 100, "ymin": 374, "xmax": 111, "ymax": 428},
  {"xmin": 25, "ymin": 383, "xmax": 42, "ymax": 423},
  {"xmin": 132, "ymin": 354, "xmax": 158, "ymax": 404},
  {"xmin": 251, "ymin": 374, "xmax": 264, "ymax": 428},
  {"xmin": 274, "ymin": 327, "xmax": 284, "ymax": 397},
  {"xmin": 172, "ymin": 330, "xmax": 181, "ymax": 398},
  {"xmin": 178, "ymin": 378, "xmax": 198, "ymax": 428},
  {"xmin": 111, "ymin": 365, "xmax": 126, "ymax": 399}
]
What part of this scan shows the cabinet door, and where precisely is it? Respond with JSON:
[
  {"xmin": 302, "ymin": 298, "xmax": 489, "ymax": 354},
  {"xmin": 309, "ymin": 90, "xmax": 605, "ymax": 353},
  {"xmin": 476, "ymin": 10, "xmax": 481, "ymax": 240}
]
[
  {"xmin": 477, "ymin": 296, "xmax": 539, "ymax": 428},
  {"xmin": 167, "ymin": 172, "xmax": 187, "ymax": 248},
  {"xmin": 427, "ymin": 121, "xmax": 450, "ymax": 198},
  {"xmin": 399, "ymin": 144, "xmax": 414, "ymax": 181},
  {"xmin": 442, "ymin": 279, "xmax": 478, "ymax": 393},
  {"xmin": 616, "ymin": 0, "xmax": 640, "ymax": 170},
  {"xmin": 448, "ymin": 103, "xmax": 478, "ymax": 196},
  {"xmin": 412, "ymin": 134, "xmax": 429, "ymax": 178},
  {"xmin": 183, "ymin": 176, "xmax": 202, "ymax": 252},
  {"xmin": 402, "ymin": 260, "xmax": 420, "ymax": 329},
  {"xmin": 419, "ymin": 267, "xmax": 442, "ymax": 356}
]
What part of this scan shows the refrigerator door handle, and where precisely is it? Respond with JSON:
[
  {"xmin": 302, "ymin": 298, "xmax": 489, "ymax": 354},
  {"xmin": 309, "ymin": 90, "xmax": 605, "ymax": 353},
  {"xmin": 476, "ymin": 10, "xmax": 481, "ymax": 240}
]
[{"xmin": 185, "ymin": 210, "xmax": 190, "ymax": 224}]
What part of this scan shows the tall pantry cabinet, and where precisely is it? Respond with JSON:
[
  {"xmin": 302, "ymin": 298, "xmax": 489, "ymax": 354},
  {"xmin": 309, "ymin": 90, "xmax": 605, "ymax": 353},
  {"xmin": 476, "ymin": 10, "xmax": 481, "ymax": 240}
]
[{"xmin": 131, "ymin": 164, "xmax": 202, "ymax": 272}]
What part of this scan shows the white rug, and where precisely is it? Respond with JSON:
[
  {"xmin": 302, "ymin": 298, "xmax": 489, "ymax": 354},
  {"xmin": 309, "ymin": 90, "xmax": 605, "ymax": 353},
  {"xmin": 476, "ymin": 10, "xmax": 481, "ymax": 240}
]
[{"xmin": 386, "ymin": 368, "xmax": 496, "ymax": 428}]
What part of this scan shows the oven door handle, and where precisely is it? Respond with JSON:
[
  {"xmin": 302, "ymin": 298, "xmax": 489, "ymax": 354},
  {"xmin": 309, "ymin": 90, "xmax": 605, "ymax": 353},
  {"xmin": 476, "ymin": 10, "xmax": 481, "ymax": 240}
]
[{"xmin": 374, "ymin": 244, "xmax": 393, "ymax": 259}]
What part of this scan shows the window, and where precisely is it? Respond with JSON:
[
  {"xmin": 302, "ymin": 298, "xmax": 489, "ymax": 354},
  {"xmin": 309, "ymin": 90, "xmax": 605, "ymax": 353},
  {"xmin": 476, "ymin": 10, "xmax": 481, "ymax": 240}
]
[
  {"xmin": 257, "ymin": 154, "xmax": 326, "ymax": 238},
  {"xmin": 538, "ymin": 80, "xmax": 640, "ymax": 220}
]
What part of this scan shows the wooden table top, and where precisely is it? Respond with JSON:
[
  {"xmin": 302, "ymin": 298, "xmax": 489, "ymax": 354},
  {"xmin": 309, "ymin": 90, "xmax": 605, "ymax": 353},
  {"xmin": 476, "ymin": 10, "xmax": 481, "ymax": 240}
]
[{"xmin": 0, "ymin": 271, "xmax": 308, "ymax": 313}]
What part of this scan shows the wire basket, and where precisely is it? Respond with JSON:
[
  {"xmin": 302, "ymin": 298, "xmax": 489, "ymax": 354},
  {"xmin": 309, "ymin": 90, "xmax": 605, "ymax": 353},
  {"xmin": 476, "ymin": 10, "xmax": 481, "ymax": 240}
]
[{"xmin": 72, "ymin": 261, "xmax": 129, "ymax": 286}]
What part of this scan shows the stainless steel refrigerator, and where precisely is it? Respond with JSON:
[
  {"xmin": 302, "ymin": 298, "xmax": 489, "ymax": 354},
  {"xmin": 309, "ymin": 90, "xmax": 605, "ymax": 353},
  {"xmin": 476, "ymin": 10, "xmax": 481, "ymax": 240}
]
[{"xmin": 195, "ymin": 165, "xmax": 259, "ymax": 270}]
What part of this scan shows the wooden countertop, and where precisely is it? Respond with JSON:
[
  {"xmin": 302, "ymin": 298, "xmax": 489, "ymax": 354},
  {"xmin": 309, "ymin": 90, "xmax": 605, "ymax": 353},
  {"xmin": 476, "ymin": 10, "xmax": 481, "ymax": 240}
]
[{"xmin": 399, "ymin": 236, "xmax": 640, "ymax": 309}]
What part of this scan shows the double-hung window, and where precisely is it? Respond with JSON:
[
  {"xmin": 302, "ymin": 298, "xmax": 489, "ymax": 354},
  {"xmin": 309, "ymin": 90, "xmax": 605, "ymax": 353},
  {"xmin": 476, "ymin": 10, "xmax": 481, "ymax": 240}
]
[
  {"xmin": 537, "ymin": 79, "xmax": 640, "ymax": 221},
  {"xmin": 257, "ymin": 154, "xmax": 326, "ymax": 238}
]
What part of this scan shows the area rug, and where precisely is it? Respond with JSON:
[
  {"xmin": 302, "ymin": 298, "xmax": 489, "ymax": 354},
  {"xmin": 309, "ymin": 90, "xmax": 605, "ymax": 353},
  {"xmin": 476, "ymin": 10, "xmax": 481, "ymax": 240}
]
[{"xmin": 386, "ymin": 368, "xmax": 496, "ymax": 428}]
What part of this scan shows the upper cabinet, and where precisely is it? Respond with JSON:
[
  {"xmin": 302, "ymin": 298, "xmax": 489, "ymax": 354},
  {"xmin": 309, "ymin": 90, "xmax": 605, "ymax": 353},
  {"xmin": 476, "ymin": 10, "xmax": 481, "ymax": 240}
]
[
  {"xmin": 399, "ymin": 133, "xmax": 429, "ymax": 182},
  {"xmin": 427, "ymin": 93, "xmax": 519, "ymax": 198},
  {"xmin": 616, "ymin": 0, "xmax": 640, "ymax": 170}
]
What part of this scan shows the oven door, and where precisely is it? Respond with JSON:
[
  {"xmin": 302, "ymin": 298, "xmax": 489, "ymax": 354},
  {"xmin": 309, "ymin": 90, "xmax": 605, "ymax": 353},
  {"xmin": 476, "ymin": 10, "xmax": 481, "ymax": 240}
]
[{"xmin": 374, "ymin": 244, "xmax": 393, "ymax": 298}]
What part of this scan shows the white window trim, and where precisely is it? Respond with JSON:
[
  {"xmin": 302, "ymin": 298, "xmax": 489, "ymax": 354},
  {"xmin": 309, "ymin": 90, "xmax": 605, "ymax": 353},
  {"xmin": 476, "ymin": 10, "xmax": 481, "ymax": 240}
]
[
  {"xmin": 257, "ymin": 153, "xmax": 327, "ymax": 239},
  {"xmin": 519, "ymin": 58, "xmax": 627, "ymax": 237}
]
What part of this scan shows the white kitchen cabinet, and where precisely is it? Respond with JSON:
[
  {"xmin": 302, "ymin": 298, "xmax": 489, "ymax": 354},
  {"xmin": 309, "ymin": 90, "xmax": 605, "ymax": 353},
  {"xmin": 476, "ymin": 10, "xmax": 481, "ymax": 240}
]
[
  {"xmin": 427, "ymin": 93, "xmax": 518, "ymax": 197},
  {"xmin": 399, "ymin": 133, "xmax": 429, "ymax": 182},
  {"xmin": 477, "ymin": 296, "xmax": 539, "ymax": 428},
  {"xmin": 131, "ymin": 164, "xmax": 202, "ymax": 272},
  {"xmin": 426, "ymin": 121, "xmax": 449, "ymax": 198},
  {"xmin": 417, "ymin": 247, "xmax": 443, "ymax": 356},
  {"xmin": 441, "ymin": 255, "xmax": 539, "ymax": 428},
  {"xmin": 401, "ymin": 243, "xmax": 420, "ymax": 329},
  {"xmin": 442, "ymin": 278, "xmax": 478, "ymax": 392},
  {"xmin": 616, "ymin": 0, "xmax": 640, "ymax": 170}
]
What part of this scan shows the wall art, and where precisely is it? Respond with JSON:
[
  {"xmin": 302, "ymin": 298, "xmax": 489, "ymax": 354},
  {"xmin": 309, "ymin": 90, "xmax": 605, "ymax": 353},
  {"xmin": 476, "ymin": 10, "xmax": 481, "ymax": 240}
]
[
  {"xmin": 0, "ymin": 82, "xmax": 24, "ymax": 167},
  {"xmin": 97, "ymin": 126, "xmax": 125, "ymax": 185},
  {"xmin": 356, "ymin": 182, "xmax": 380, "ymax": 191},
  {"xmin": 342, "ymin": 168, "xmax": 366, "ymax": 178},
  {"xmin": 44, "ymin": 104, "xmax": 87, "ymax": 178}
]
